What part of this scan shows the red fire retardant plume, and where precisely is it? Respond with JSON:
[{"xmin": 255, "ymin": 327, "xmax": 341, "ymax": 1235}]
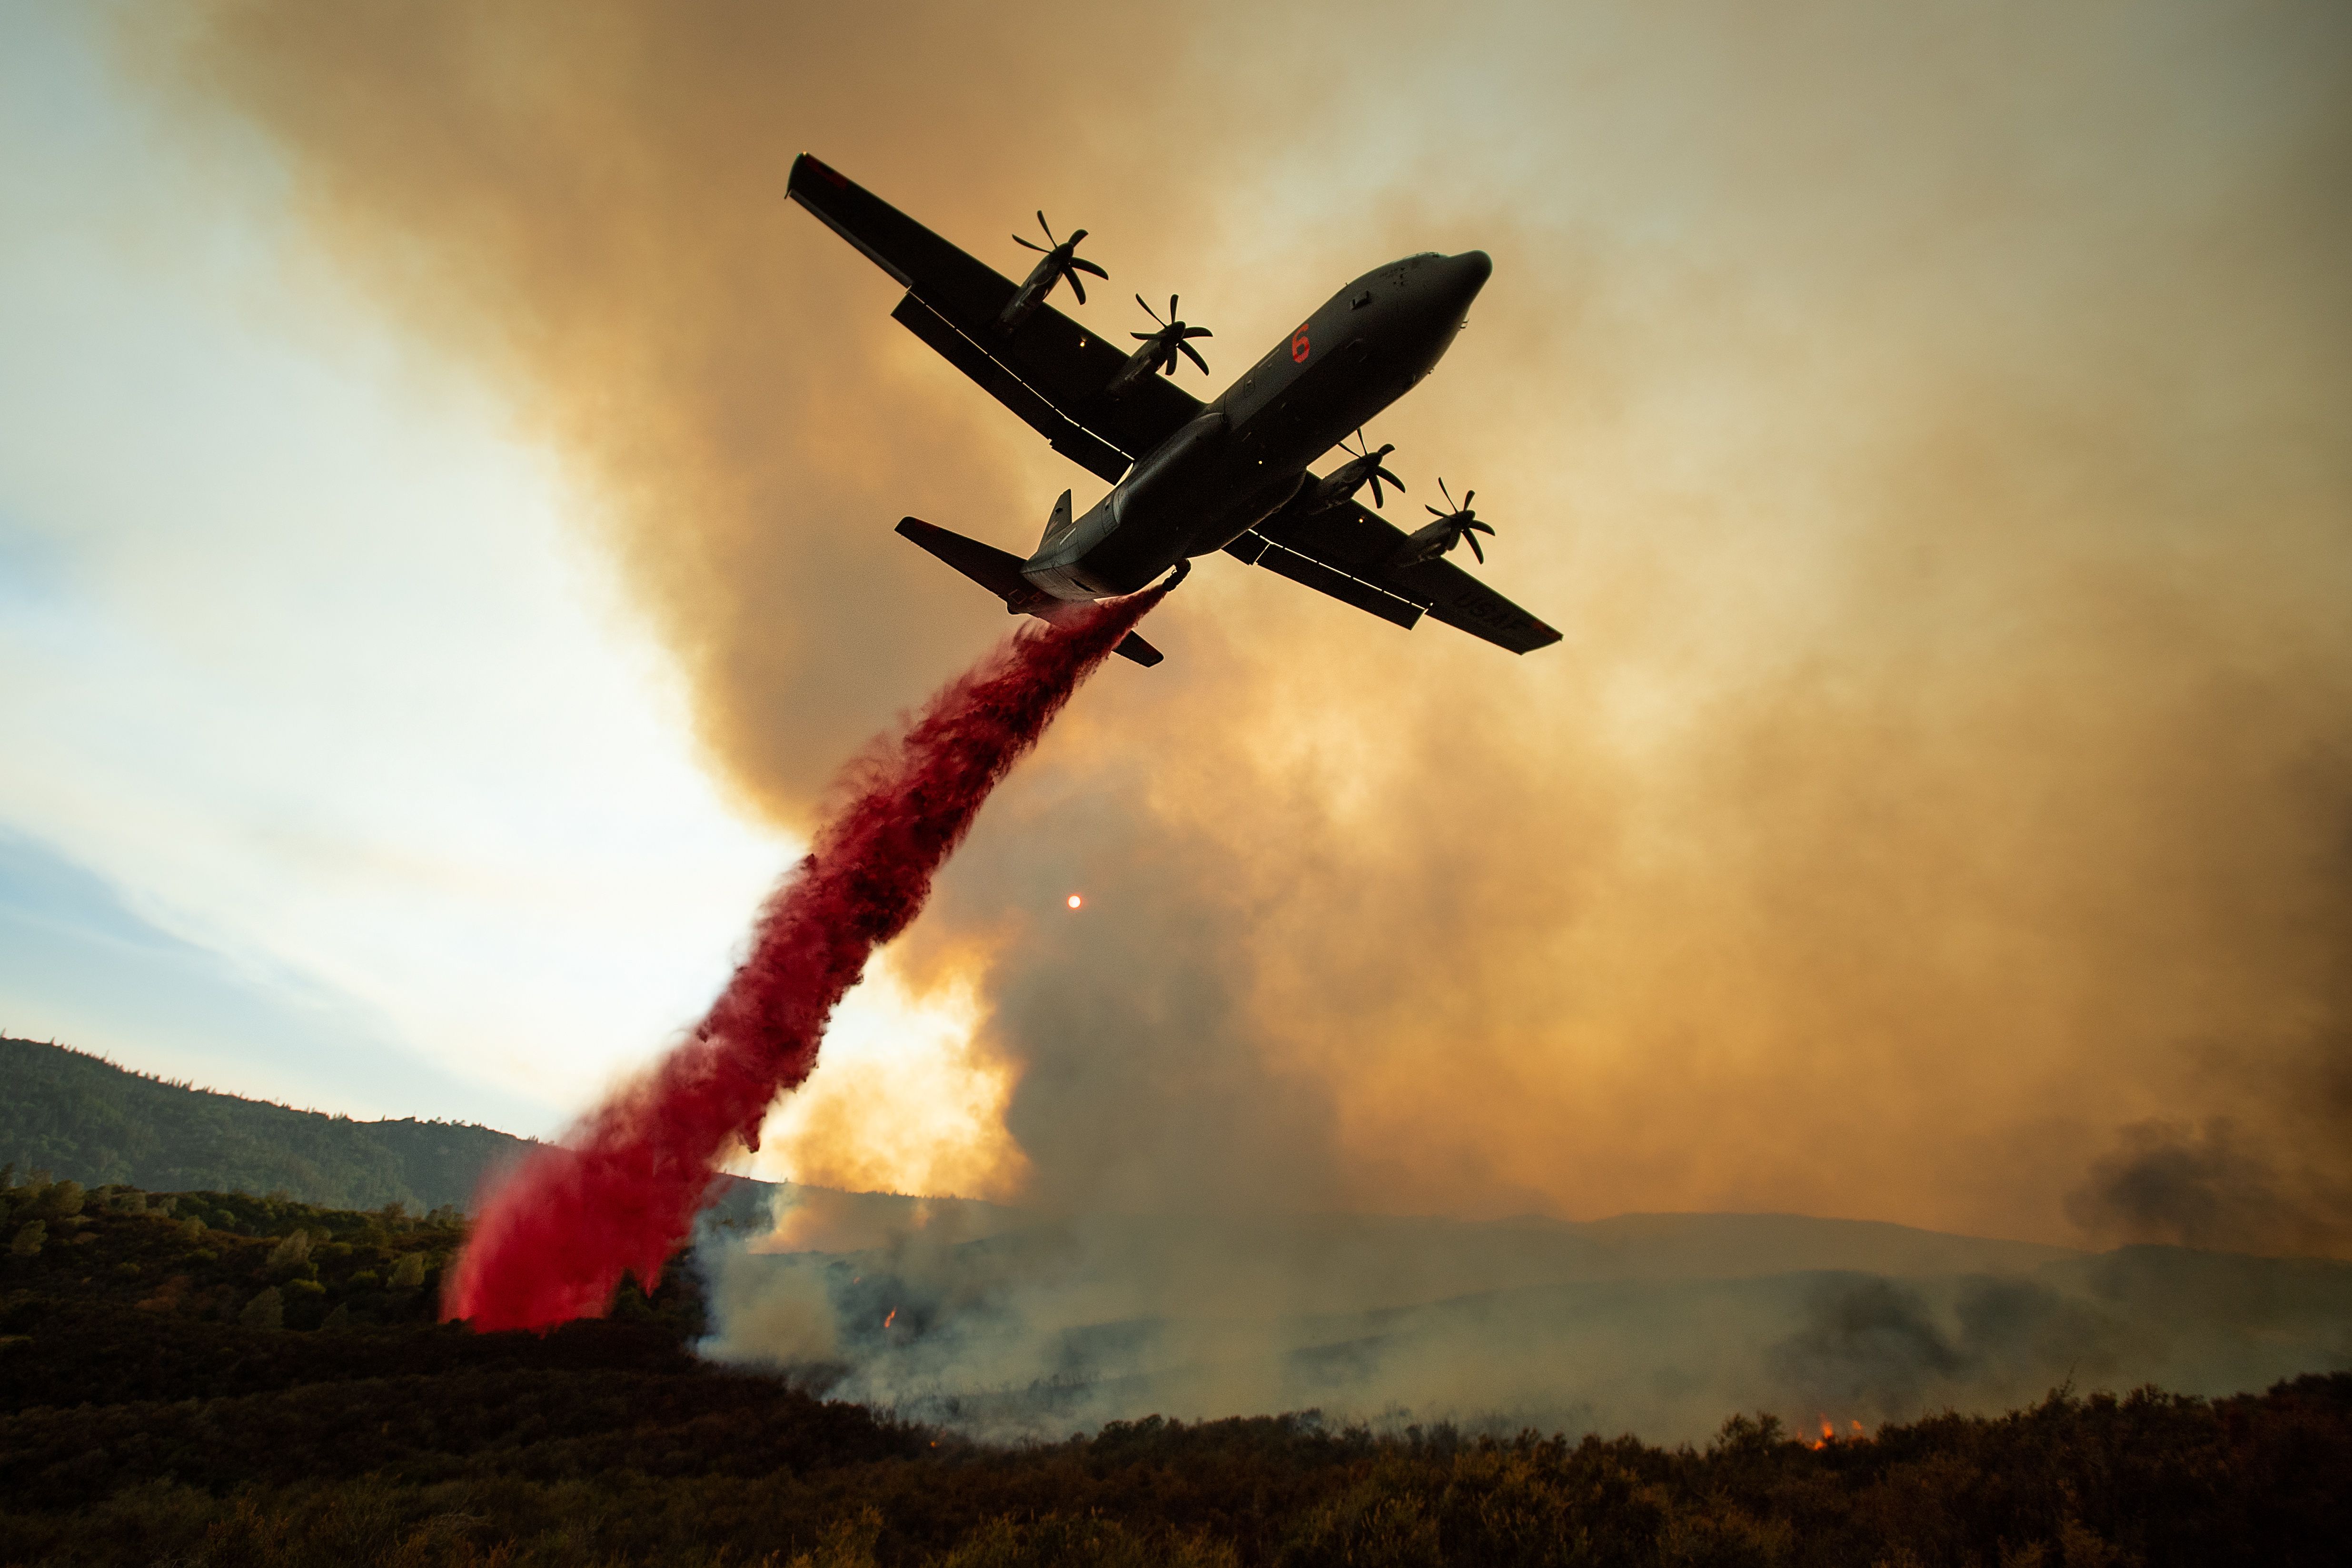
[{"xmin": 443, "ymin": 589, "xmax": 1167, "ymax": 1331}]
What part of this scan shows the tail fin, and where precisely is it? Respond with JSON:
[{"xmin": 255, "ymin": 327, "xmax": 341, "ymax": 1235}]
[
  {"xmin": 896, "ymin": 517, "xmax": 1163, "ymax": 666},
  {"xmin": 1040, "ymin": 488, "xmax": 1077, "ymax": 550}
]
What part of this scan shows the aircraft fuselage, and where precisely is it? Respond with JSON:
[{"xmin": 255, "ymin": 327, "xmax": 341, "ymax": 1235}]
[{"xmin": 1022, "ymin": 250, "xmax": 1493, "ymax": 600}]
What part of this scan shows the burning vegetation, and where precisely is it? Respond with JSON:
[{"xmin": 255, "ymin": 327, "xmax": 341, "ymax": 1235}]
[{"xmin": 4, "ymin": 1174, "xmax": 2350, "ymax": 1564}]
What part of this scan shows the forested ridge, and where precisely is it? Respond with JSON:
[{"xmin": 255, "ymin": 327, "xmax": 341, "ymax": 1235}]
[
  {"xmin": 3, "ymin": 1171, "xmax": 2346, "ymax": 1566},
  {"xmin": 0, "ymin": 1037, "xmax": 531, "ymax": 1212}
]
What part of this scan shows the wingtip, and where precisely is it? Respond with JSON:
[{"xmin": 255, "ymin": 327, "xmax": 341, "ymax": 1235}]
[{"xmin": 787, "ymin": 153, "xmax": 848, "ymax": 199}]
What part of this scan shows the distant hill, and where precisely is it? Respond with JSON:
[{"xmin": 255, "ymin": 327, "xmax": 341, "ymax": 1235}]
[{"xmin": 0, "ymin": 1036, "xmax": 535, "ymax": 1211}]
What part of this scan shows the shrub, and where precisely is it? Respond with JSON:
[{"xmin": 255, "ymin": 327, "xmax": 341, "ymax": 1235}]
[
  {"xmin": 389, "ymin": 1251, "xmax": 427, "ymax": 1289},
  {"xmin": 9, "ymin": 1221, "xmax": 43, "ymax": 1257},
  {"xmin": 240, "ymin": 1287, "xmax": 284, "ymax": 1331},
  {"xmin": 267, "ymin": 1230, "xmax": 313, "ymax": 1279}
]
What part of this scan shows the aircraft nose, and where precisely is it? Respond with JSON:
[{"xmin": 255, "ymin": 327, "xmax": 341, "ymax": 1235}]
[{"xmin": 1451, "ymin": 249, "xmax": 1493, "ymax": 298}]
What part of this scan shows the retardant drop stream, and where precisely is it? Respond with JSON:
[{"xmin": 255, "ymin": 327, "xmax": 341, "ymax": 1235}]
[{"xmin": 442, "ymin": 585, "xmax": 1171, "ymax": 1332}]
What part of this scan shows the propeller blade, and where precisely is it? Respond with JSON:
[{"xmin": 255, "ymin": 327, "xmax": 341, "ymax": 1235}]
[
  {"xmin": 1065, "ymin": 271, "xmax": 1087, "ymax": 305},
  {"xmin": 1014, "ymin": 234, "xmax": 1048, "ymax": 252},
  {"xmin": 1462, "ymin": 490, "xmax": 1475, "ymax": 510},
  {"xmin": 1071, "ymin": 257, "xmax": 1108, "ymax": 279},
  {"xmin": 1183, "ymin": 325, "xmax": 1213, "ymax": 339},
  {"xmin": 1427, "ymin": 504, "xmax": 1447, "ymax": 519},
  {"xmin": 1036, "ymin": 210, "xmax": 1052, "ymax": 240},
  {"xmin": 1169, "ymin": 295, "xmax": 1181, "ymax": 320},
  {"xmin": 1467, "ymin": 533, "xmax": 1485, "ymax": 564},
  {"xmin": 1367, "ymin": 473, "xmax": 1384, "ymax": 508},
  {"xmin": 1131, "ymin": 330, "xmax": 1156, "ymax": 341},
  {"xmin": 1179, "ymin": 339, "xmax": 1210, "ymax": 376},
  {"xmin": 1376, "ymin": 466, "xmax": 1402, "ymax": 492}
]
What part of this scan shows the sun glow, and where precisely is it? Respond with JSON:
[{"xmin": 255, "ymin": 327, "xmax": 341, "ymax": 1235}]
[{"xmin": 738, "ymin": 958, "xmax": 1025, "ymax": 1201}]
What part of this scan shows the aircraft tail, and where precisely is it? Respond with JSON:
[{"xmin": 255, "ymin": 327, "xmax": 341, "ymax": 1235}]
[{"xmin": 895, "ymin": 517, "xmax": 1163, "ymax": 667}]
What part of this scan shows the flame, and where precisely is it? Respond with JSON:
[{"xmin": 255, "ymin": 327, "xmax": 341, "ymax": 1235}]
[
  {"xmin": 883, "ymin": 1307, "xmax": 897, "ymax": 1329},
  {"xmin": 1809, "ymin": 1415, "xmax": 1873, "ymax": 1450}
]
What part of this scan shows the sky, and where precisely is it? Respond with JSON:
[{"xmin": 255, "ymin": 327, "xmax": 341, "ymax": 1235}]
[{"xmin": 2, "ymin": 0, "xmax": 2347, "ymax": 1258}]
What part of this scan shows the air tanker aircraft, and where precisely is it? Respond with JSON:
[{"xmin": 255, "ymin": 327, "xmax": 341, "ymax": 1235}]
[{"xmin": 787, "ymin": 155, "xmax": 1559, "ymax": 666}]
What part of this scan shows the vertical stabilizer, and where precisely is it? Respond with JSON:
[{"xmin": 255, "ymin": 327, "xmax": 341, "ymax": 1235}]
[{"xmin": 1040, "ymin": 488, "xmax": 1076, "ymax": 550}]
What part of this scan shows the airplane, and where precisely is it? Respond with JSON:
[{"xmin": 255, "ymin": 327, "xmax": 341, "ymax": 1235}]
[{"xmin": 785, "ymin": 155, "xmax": 1560, "ymax": 666}]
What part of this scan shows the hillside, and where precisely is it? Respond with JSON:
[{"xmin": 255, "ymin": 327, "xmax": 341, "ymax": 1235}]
[
  {"xmin": 0, "ymin": 1036, "xmax": 533, "ymax": 1212},
  {"xmin": 3, "ymin": 1172, "xmax": 2347, "ymax": 1565}
]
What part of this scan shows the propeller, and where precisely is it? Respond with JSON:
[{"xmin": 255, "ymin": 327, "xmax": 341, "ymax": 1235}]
[
  {"xmin": 1012, "ymin": 212, "xmax": 1108, "ymax": 304},
  {"xmin": 1130, "ymin": 294, "xmax": 1213, "ymax": 377},
  {"xmin": 1339, "ymin": 428, "xmax": 1405, "ymax": 509},
  {"xmin": 1423, "ymin": 478, "xmax": 1496, "ymax": 563}
]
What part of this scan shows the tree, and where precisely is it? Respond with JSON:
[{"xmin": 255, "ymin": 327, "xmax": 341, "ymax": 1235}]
[
  {"xmin": 389, "ymin": 1250, "xmax": 427, "ymax": 1289},
  {"xmin": 267, "ymin": 1229, "xmax": 313, "ymax": 1279},
  {"xmin": 240, "ymin": 1286, "xmax": 284, "ymax": 1331},
  {"xmin": 32, "ymin": 1180, "xmax": 84, "ymax": 1219},
  {"xmin": 9, "ymin": 1221, "xmax": 43, "ymax": 1257}
]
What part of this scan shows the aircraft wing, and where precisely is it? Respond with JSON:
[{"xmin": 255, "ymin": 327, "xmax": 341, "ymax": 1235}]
[
  {"xmin": 1228, "ymin": 489, "xmax": 1563, "ymax": 655},
  {"xmin": 787, "ymin": 155, "xmax": 1204, "ymax": 486}
]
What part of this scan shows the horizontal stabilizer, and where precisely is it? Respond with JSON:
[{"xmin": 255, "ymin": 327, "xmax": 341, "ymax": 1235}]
[
  {"xmin": 896, "ymin": 517, "xmax": 1037, "ymax": 608},
  {"xmin": 898, "ymin": 516, "xmax": 1164, "ymax": 667}
]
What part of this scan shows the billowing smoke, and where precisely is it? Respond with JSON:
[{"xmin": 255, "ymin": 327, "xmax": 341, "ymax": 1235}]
[
  {"xmin": 2066, "ymin": 1119, "xmax": 2352, "ymax": 1258},
  {"xmin": 445, "ymin": 595, "xmax": 1163, "ymax": 1330},
  {"xmin": 149, "ymin": 0, "xmax": 2352, "ymax": 1426},
  {"xmin": 695, "ymin": 1201, "xmax": 2352, "ymax": 1445}
]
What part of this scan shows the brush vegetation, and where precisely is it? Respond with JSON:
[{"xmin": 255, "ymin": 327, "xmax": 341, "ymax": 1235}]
[{"xmin": 2, "ymin": 1172, "xmax": 2345, "ymax": 1567}]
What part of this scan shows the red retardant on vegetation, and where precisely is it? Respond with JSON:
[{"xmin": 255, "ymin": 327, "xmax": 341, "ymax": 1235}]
[{"xmin": 443, "ymin": 591, "xmax": 1166, "ymax": 1332}]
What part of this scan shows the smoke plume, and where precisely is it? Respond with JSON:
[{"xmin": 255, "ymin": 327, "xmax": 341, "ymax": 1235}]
[
  {"xmin": 444, "ymin": 593, "xmax": 1163, "ymax": 1330},
  {"xmin": 149, "ymin": 0, "xmax": 2352, "ymax": 1340}
]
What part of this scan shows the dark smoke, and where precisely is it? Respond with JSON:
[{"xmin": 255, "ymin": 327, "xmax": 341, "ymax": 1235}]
[
  {"xmin": 2066, "ymin": 1117, "xmax": 2352, "ymax": 1257},
  {"xmin": 1766, "ymin": 1274, "xmax": 2131, "ymax": 1423},
  {"xmin": 443, "ymin": 590, "xmax": 1167, "ymax": 1331}
]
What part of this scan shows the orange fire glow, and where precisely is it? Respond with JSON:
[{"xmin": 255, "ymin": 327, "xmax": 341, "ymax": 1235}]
[
  {"xmin": 1809, "ymin": 1416, "xmax": 1872, "ymax": 1450},
  {"xmin": 883, "ymin": 1307, "xmax": 897, "ymax": 1329},
  {"xmin": 1066, "ymin": 893, "xmax": 1083, "ymax": 910}
]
